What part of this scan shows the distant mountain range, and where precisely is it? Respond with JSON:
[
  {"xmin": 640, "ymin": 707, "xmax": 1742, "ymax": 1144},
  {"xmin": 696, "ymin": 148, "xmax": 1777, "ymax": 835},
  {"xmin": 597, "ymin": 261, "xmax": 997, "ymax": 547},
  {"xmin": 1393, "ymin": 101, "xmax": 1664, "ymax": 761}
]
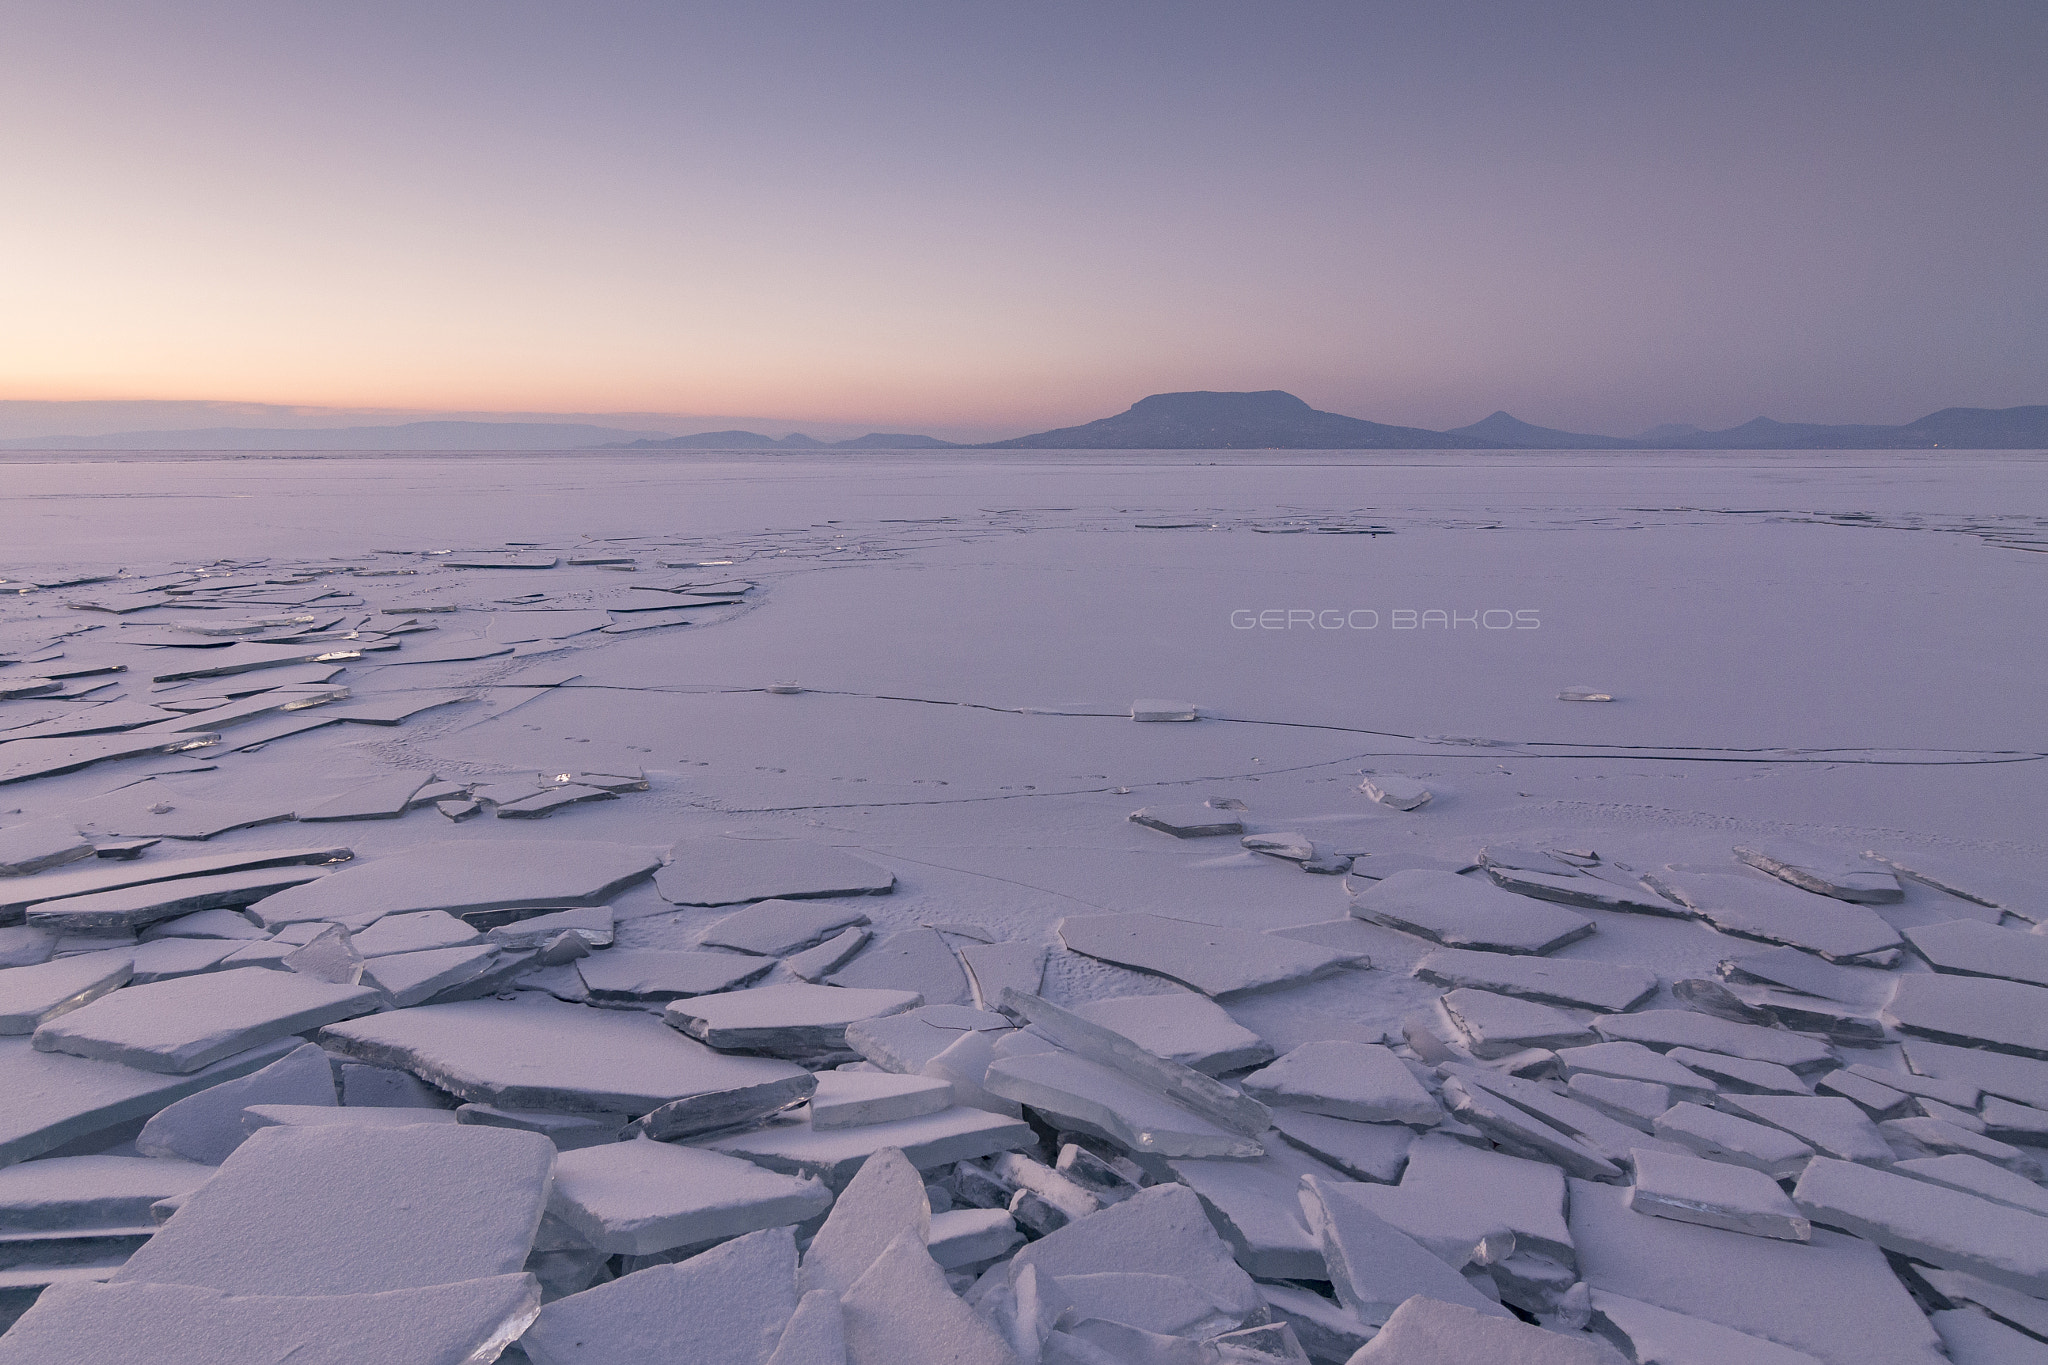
[
  {"xmin": 3, "ymin": 392, "xmax": 2044, "ymax": 451},
  {"xmin": 976, "ymin": 392, "xmax": 2048, "ymax": 450},
  {"xmin": 619, "ymin": 391, "xmax": 2048, "ymax": 450},
  {"xmin": 976, "ymin": 390, "xmax": 1502, "ymax": 450}
]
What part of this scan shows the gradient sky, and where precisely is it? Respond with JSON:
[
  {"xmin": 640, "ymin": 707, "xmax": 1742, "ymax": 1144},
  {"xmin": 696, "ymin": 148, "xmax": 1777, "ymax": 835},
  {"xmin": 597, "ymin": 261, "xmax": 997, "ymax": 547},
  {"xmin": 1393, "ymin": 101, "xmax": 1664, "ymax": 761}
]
[{"xmin": 2, "ymin": 1, "xmax": 2043, "ymax": 440}]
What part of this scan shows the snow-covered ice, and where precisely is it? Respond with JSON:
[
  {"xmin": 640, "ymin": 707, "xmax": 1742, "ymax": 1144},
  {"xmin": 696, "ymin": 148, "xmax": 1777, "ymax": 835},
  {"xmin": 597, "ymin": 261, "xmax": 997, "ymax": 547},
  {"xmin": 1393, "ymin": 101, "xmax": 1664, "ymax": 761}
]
[{"xmin": 0, "ymin": 448, "xmax": 2042, "ymax": 1359}]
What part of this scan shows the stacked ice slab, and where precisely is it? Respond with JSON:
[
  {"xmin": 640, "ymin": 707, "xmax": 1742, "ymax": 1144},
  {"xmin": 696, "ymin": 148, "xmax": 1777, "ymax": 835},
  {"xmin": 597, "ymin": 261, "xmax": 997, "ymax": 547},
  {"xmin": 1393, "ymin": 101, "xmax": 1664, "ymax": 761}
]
[
  {"xmin": 0, "ymin": 788, "xmax": 2044, "ymax": 1363},
  {"xmin": 0, "ymin": 1124, "xmax": 551, "ymax": 1364}
]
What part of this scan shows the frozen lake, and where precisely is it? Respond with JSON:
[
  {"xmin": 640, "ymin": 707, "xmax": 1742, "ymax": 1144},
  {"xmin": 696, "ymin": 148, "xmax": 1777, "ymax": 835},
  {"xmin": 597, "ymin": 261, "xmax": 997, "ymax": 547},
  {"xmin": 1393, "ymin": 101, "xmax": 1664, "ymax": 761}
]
[{"xmin": 1, "ymin": 448, "xmax": 2044, "ymax": 1361}]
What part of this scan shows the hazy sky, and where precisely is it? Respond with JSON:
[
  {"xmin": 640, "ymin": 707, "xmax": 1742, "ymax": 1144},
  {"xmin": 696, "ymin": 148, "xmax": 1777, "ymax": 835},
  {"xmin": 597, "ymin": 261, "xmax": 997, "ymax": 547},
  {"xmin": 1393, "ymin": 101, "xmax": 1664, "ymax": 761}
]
[{"xmin": 2, "ymin": 1, "xmax": 2042, "ymax": 439}]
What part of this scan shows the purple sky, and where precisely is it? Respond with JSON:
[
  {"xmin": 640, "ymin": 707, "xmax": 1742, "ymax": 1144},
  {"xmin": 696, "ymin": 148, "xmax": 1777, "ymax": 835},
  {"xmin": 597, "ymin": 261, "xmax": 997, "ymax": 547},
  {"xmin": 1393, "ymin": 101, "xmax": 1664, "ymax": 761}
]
[{"xmin": 3, "ymin": 1, "xmax": 2042, "ymax": 440}]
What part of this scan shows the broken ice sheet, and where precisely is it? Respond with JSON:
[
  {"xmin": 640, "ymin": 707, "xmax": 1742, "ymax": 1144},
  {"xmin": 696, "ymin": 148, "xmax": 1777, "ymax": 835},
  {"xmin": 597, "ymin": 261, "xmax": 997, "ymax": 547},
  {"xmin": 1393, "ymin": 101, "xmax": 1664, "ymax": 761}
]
[
  {"xmin": 1069, "ymin": 993, "xmax": 1275, "ymax": 1075},
  {"xmin": 1012, "ymin": 1181, "xmax": 1262, "ymax": 1324},
  {"xmin": 276, "ymin": 923, "xmax": 363, "ymax": 986},
  {"xmin": 457, "ymin": 1103, "xmax": 624, "ymax": 1150},
  {"xmin": 1450, "ymin": 1060, "xmax": 1653, "ymax": 1166},
  {"xmin": 843, "ymin": 1003, "xmax": 1014, "ymax": 1074},
  {"xmin": 1266, "ymin": 1108, "xmax": 1416, "ymax": 1183},
  {"xmin": 495, "ymin": 784, "xmax": 618, "ymax": 818},
  {"xmin": 1914, "ymin": 1266, "xmax": 2048, "ymax": 1344},
  {"xmin": 813, "ymin": 1076, "xmax": 953, "ymax": 1137},
  {"xmin": 139, "ymin": 908, "xmax": 268, "ymax": 941},
  {"xmin": 1437, "ymin": 987, "xmax": 1595, "ymax": 1058},
  {"xmin": 143, "ymin": 640, "xmax": 365, "ymax": 683},
  {"xmin": 0, "ymin": 732, "xmax": 225, "ymax": 787},
  {"xmin": 1792, "ymin": 1156, "xmax": 2048, "ymax": 1297},
  {"xmin": 0, "ymin": 926, "xmax": 56, "ymax": 969},
  {"xmin": 0, "ymin": 819, "xmax": 95, "ymax": 875},
  {"xmin": 798, "ymin": 1145, "xmax": 928, "ymax": 1298},
  {"xmin": 320, "ymin": 689, "xmax": 472, "ymax": 725},
  {"xmin": 700, "ymin": 1102, "xmax": 1034, "ymax": 1187},
  {"xmin": 1651, "ymin": 1102, "xmax": 1814, "ymax": 1180},
  {"xmin": 1664, "ymin": 1046, "xmax": 1812, "ymax": 1096},
  {"xmin": 1626, "ymin": 1146, "xmax": 1812, "ymax": 1240},
  {"xmin": 927, "ymin": 1208, "xmax": 1023, "ymax": 1271},
  {"xmin": 1900, "ymin": 1037, "xmax": 2048, "ymax": 1111},
  {"xmin": 241, "ymin": 1103, "xmax": 459, "ymax": 1135},
  {"xmin": 245, "ymin": 839, "xmax": 660, "ymax": 928},
  {"xmin": 113, "ymin": 1121, "xmax": 555, "ymax": 1295},
  {"xmin": 23, "ymin": 865, "xmax": 334, "ymax": 933},
  {"xmin": 483, "ymin": 608, "xmax": 611, "ymax": 642},
  {"xmin": 783, "ymin": 925, "xmax": 873, "ymax": 981},
  {"xmin": 1129, "ymin": 804, "xmax": 1245, "ymax": 838},
  {"xmin": 1863, "ymin": 849, "xmax": 2040, "ymax": 922},
  {"xmin": 1647, "ymin": 868, "xmax": 1902, "ymax": 963},
  {"xmin": 118, "ymin": 937, "xmax": 240, "ymax": 984},
  {"xmin": 1003, "ymin": 989, "xmax": 1270, "ymax": 1132},
  {"xmin": 1166, "ymin": 1139, "xmax": 1350, "ymax": 1281},
  {"xmin": 1715, "ymin": 1093, "xmax": 1892, "ymax": 1164},
  {"xmin": 1883, "ymin": 973, "xmax": 2048, "ymax": 1059},
  {"xmin": 1344, "ymin": 1132, "xmax": 1575, "ymax": 1285},
  {"xmin": 666, "ymin": 982, "xmax": 923, "ymax": 1063},
  {"xmin": 1571, "ymin": 1177, "xmax": 1945, "ymax": 1365},
  {"xmin": 0, "ymin": 1034, "xmax": 302, "ymax": 1166},
  {"xmin": 1485, "ymin": 863, "xmax": 1687, "ymax": 916},
  {"xmin": 548, "ymin": 1138, "xmax": 830, "ymax": 1255},
  {"xmin": 1358, "ymin": 772, "xmax": 1431, "ymax": 810},
  {"xmin": 137, "ymin": 1041, "xmax": 336, "ymax": 1165},
  {"xmin": 655, "ymin": 836, "xmax": 895, "ymax": 906},
  {"xmin": 348, "ymin": 909, "xmax": 483, "ymax": 957},
  {"xmin": 1587, "ymin": 1290, "xmax": 1825, "ymax": 1365},
  {"xmin": 1902, "ymin": 918, "xmax": 2048, "ymax": 988},
  {"xmin": 921, "ymin": 1028, "xmax": 1020, "ymax": 1118},
  {"xmin": 375, "ymin": 635, "xmax": 513, "ymax": 665},
  {"xmin": 842, "ymin": 1225, "xmax": 1018, "ymax": 1365},
  {"xmin": 363, "ymin": 943, "xmax": 500, "ymax": 1007},
  {"xmin": 1436, "ymin": 1073, "xmax": 1624, "ymax": 1182},
  {"xmin": 1299, "ymin": 1174, "xmax": 1513, "ymax": 1326},
  {"xmin": 295, "ymin": 773, "xmax": 433, "ymax": 822},
  {"xmin": 1055, "ymin": 912, "xmax": 1364, "ymax": 998},
  {"xmin": 1717, "ymin": 983, "xmax": 1884, "ymax": 1042},
  {"xmin": 1718, "ymin": 944, "xmax": 1893, "ymax": 1005},
  {"xmin": 1590, "ymin": 1009, "xmax": 1834, "ymax": 1070},
  {"xmin": 1816, "ymin": 1067, "xmax": 1914, "ymax": 1119},
  {"xmin": 576, "ymin": 947, "xmax": 773, "ymax": 1004},
  {"xmin": 828, "ymin": 927, "xmax": 973, "ymax": 1004},
  {"xmin": 1131, "ymin": 698, "xmax": 1197, "ymax": 721},
  {"xmin": 1735, "ymin": 842, "xmax": 1904, "ymax": 904},
  {"xmin": 1240, "ymin": 1041, "xmax": 1440, "ymax": 1125},
  {"xmin": 985, "ymin": 1046, "xmax": 1264, "ymax": 1158},
  {"xmin": 520, "ymin": 1227, "xmax": 798, "ymax": 1365},
  {"xmin": 957, "ymin": 940, "xmax": 1045, "ymax": 1012},
  {"xmin": 1557, "ymin": 1041, "xmax": 1716, "ymax": 1099},
  {"xmin": 0, "ymin": 1275, "xmax": 542, "ymax": 1365},
  {"xmin": 321, "ymin": 995, "xmax": 809, "ymax": 1115},
  {"xmin": 1413, "ymin": 947, "xmax": 1657, "ymax": 1012},
  {"xmin": 0, "ymin": 1167, "xmax": 204, "ymax": 1301},
  {"xmin": 697, "ymin": 898, "xmax": 872, "ymax": 956},
  {"xmin": 1348, "ymin": 868, "xmax": 1595, "ymax": 955},
  {"xmin": 32, "ymin": 966, "xmax": 380, "ymax": 1074},
  {"xmin": 0, "ymin": 951, "xmax": 134, "ymax": 1033},
  {"xmin": 1881, "ymin": 1117, "xmax": 2039, "ymax": 1175},
  {"xmin": 625, "ymin": 1072, "xmax": 817, "ymax": 1143},
  {"xmin": 482, "ymin": 905, "xmax": 612, "ymax": 951}
]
